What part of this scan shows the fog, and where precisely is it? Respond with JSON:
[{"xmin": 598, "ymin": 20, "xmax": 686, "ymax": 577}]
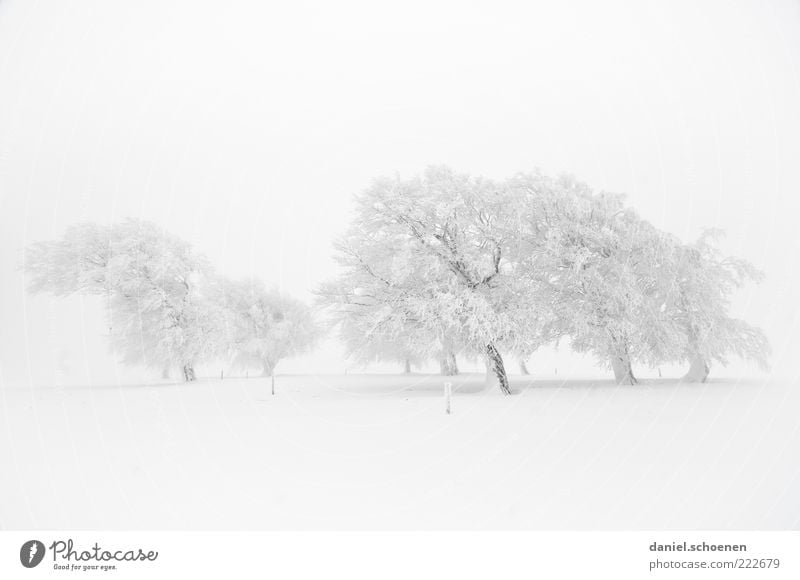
[{"xmin": 1, "ymin": 0, "xmax": 799, "ymax": 386}]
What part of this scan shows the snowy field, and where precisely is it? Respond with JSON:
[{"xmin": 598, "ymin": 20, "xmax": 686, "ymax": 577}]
[{"xmin": 1, "ymin": 373, "xmax": 798, "ymax": 530}]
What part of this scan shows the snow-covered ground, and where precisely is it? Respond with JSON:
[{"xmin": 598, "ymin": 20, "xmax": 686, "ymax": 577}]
[{"xmin": 1, "ymin": 373, "xmax": 798, "ymax": 530}]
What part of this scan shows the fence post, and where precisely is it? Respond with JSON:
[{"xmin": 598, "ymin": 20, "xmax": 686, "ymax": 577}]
[{"xmin": 445, "ymin": 381, "xmax": 452, "ymax": 415}]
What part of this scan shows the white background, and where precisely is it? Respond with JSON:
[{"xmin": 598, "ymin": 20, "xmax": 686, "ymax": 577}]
[{"xmin": 1, "ymin": 0, "xmax": 799, "ymax": 386}]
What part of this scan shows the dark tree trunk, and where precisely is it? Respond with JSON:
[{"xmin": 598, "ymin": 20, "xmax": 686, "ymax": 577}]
[
  {"xmin": 485, "ymin": 343, "xmax": 511, "ymax": 395},
  {"xmin": 182, "ymin": 363, "xmax": 196, "ymax": 382},
  {"xmin": 403, "ymin": 358, "xmax": 412, "ymax": 374},
  {"xmin": 519, "ymin": 360, "xmax": 530, "ymax": 375}
]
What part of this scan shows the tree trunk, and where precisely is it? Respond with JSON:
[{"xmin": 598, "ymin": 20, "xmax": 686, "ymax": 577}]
[
  {"xmin": 403, "ymin": 358, "xmax": 412, "ymax": 374},
  {"xmin": 683, "ymin": 354, "xmax": 710, "ymax": 383},
  {"xmin": 519, "ymin": 360, "xmax": 530, "ymax": 375},
  {"xmin": 485, "ymin": 343, "xmax": 511, "ymax": 395},
  {"xmin": 448, "ymin": 352, "xmax": 459, "ymax": 375},
  {"xmin": 261, "ymin": 359, "xmax": 275, "ymax": 377},
  {"xmin": 161, "ymin": 367, "xmax": 170, "ymax": 380},
  {"xmin": 439, "ymin": 352, "xmax": 459, "ymax": 376},
  {"xmin": 182, "ymin": 363, "xmax": 196, "ymax": 382},
  {"xmin": 611, "ymin": 353, "xmax": 637, "ymax": 385}
]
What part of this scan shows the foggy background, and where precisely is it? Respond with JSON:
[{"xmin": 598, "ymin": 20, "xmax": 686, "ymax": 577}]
[{"xmin": 1, "ymin": 0, "xmax": 799, "ymax": 387}]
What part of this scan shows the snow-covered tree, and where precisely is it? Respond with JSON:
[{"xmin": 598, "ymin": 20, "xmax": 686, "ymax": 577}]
[
  {"xmin": 515, "ymin": 174, "xmax": 769, "ymax": 384},
  {"xmin": 24, "ymin": 222, "xmax": 114, "ymax": 296},
  {"xmin": 320, "ymin": 166, "xmax": 542, "ymax": 394},
  {"xmin": 215, "ymin": 277, "xmax": 320, "ymax": 377},
  {"xmin": 507, "ymin": 173, "xmax": 683, "ymax": 384},
  {"xmin": 317, "ymin": 232, "xmax": 448, "ymax": 374},
  {"xmin": 671, "ymin": 231, "xmax": 770, "ymax": 382},
  {"xmin": 105, "ymin": 221, "xmax": 221, "ymax": 381},
  {"xmin": 25, "ymin": 219, "xmax": 220, "ymax": 381}
]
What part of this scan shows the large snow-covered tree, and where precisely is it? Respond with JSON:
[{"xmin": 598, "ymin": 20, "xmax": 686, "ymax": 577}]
[
  {"xmin": 105, "ymin": 221, "xmax": 221, "ymax": 381},
  {"xmin": 25, "ymin": 219, "xmax": 220, "ymax": 381},
  {"xmin": 215, "ymin": 277, "xmax": 320, "ymax": 377},
  {"xmin": 507, "ymin": 173, "xmax": 685, "ymax": 384},
  {"xmin": 518, "ymin": 176, "xmax": 769, "ymax": 384},
  {"xmin": 320, "ymin": 166, "xmax": 542, "ymax": 394}
]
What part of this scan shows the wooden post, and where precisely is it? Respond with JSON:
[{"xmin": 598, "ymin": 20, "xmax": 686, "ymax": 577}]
[
  {"xmin": 445, "ymin": 381, "xmax": 452, "ymax": 415},
  {"xmin": 271, "ymin": 374, "xmax": 275, "ymax": 396}
]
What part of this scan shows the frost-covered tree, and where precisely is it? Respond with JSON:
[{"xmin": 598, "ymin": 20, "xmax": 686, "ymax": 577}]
[
  {"xmin": 517, "ymin": 175, "xmax": 769, "ymax": 384},
  {"xmin": 320, "ymin": 167, "xmax": 541, "ymax": 394},
  {"xmin": 24, "ymin": 222, "xmax": 114, "ymax": 296},
  {"xmin": 25, "ymin": 219, "xmax": 220, "ymax": 381},
  {"xmin": 105, "ymin": 221, "xmax": 221, "ymax": 381},
  {"xmin": 508, "ymin": 174, "xmax": 683, "ymax": 385},
  {"xmin": 317, "ymin": 235, "xmax": 451, "ymax": 374},
  {"xmin": 215, "ymin": 278, "xmax": 320, "ymax": 377},
  {"xmin": 671, "ymin": 231, "xmax": 770, "ymax": 382},
  {"xmin": 323, "ymin": 167, "xmax": 770, "ymax": 388}
]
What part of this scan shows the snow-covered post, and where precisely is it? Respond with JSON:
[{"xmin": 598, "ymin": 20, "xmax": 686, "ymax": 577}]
[
  {"xmin": 444, "ymin": 381, "xmax": 452, "ymax": 415},
  {"xmin": 271, "ymin": 374, "xmax": 275, "ymax": 396}
]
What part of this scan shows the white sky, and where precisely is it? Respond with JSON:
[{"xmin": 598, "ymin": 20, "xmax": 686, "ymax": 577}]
[{"xmin": 1, "ymin": 0, "xmax": 799, "ymax": 385}]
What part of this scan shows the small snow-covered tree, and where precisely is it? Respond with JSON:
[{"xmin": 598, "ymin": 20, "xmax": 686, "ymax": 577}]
[
  {"xmin": 25, "ymin": 219, "xmax": 219, "ymax": 381},
  {"xmin": 317, "ymin": 230, "xmax": 448, "ymax": 374},
  {"xmin": 671, "ymin": 231, "xmax": 769, "ymax": 382},
  {"xmin": 216, "ymin": 278, "xmax": 319, "ymax": 377}
]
